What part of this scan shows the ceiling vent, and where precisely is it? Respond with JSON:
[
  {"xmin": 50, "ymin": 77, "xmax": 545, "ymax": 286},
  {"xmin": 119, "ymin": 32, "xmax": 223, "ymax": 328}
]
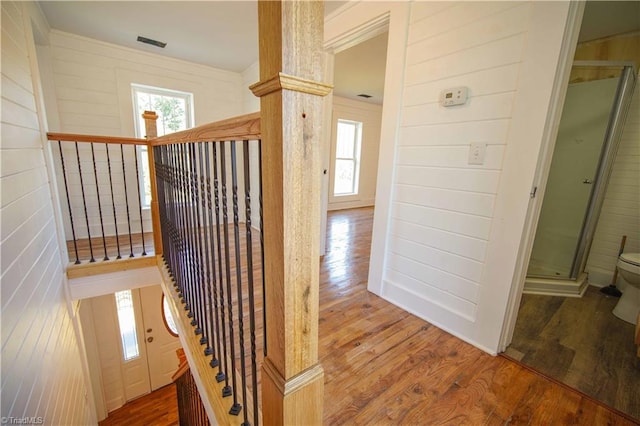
[
  {"xmin": 357, "ymin": 94, "xmax": 372, "ymax": 99},
  {"xmin": 137, "ymin": 36, "xmax": 166, "ymax": 48}
]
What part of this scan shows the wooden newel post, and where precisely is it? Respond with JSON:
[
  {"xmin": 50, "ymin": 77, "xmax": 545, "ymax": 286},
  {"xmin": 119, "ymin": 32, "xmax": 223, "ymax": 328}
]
[
  {"xmin": 142, "ymin": 110, "xmax": 163, "ymax": 256},
  {"xmin": 250, "ymin": 0, "xmax": 332, "ymax": 424}
]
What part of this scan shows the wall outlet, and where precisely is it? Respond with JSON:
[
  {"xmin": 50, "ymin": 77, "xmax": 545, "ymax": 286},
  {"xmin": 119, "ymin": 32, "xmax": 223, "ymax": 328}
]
[{"xmin": 468, "ymin": 143, "xmax": 486, "ymax": 165}]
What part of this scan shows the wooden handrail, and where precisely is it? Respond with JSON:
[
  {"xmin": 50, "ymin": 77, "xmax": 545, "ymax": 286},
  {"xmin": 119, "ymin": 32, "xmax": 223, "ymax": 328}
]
[
  {"xmin": 47, "ymin": 132, "xmax": 148, "ymax": 145},
  {"xmin": 150, "ymin": 112, "xmax": 261, "ymax": 146},
  {"xmin": 172, "ymin": 359, "xmax": 190, "ymax": 382}
]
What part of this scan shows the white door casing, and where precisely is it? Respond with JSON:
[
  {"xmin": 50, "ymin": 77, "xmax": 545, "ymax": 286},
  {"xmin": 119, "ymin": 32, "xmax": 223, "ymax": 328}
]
[{"xmin": 88, "ymin": 285, "xmax": 182, "ymax": 413}]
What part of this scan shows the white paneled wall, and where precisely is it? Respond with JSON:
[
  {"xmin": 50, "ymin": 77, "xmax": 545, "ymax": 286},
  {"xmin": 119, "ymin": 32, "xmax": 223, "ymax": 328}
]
[
  {"xmin": 324, "ymin": 1, "xmax": 574, "ymax": 352},
  {"xmin": 41, "ymin": 30, "xmax": 245, "ymax": 241},
  {"xmin": 386, "ymin": 2, "xmax": 530, "ymax": 319},
  {"xmin": 1, "ymin": 1, "xmax": 93, "ymax": 424},
  {"xmin": 586, "ymin": 81, "xmax": 640, "ymax": 286}
]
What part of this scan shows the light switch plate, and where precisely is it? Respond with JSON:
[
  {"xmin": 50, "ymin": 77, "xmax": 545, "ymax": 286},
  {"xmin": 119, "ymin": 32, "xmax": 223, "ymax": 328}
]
[{"xmin": 468, "ymin": 143, "xmax": 486, "ymax": 165}]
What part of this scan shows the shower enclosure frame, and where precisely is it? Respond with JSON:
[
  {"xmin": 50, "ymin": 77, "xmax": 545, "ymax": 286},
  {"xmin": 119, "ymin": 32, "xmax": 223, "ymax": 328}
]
[
  {"xmin": 569, "ymin": 61, "xmax": 637, "ymax": 279},
  {"xmin": 525, "ymin": 61, "xmax": 637, "ymax": 292}
]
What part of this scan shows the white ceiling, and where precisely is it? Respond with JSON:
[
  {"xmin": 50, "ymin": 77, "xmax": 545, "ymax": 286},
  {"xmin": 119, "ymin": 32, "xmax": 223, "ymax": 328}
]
[
  {"xmin": 36, "ymin": 1, "xmax": 639, "ymax": 108},
  {"xmin": 38, "ymin": 1, "xmax": 346, "ymax": 73},
  {"xmin": 333, "ymin": 32, "xmax": 388, "ymax": 105}
]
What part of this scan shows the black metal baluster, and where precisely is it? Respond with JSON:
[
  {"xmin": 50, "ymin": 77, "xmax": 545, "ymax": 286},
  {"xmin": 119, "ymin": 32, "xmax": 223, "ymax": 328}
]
[
  {"xmin": 198, "ymin": 142, "xmax": 216, "ymax": 361},
  {"xmin": 90, "ymin": 143, "xmax": 109, "ymax": 261},
  {"xmin": 231, "ymin": 141, "xmax": 248, "ymax": 423},
  {"xmin": 212, "ymin": 143, "xmax": 230, "ymax": 386},
  {"xmin": 221, "ymin": 141, "xmax": 241, "ymax": 414},
  {"xmin": 167, "ymin": 145, "xmax": 181, "ymax": 298},
  {"xmin": 169, "ymin": 145, "xmax": 184, "ymax": 298},
  {"xmin": 258, "ymin": 139, "xmax": 266, "ymax": 357},
  {"xmin": 179, "ymin": 144, "xmax": 193, "ymax": 317},
  {"xmin": 243, "ymin": 140, "xmax": 259, "ymax": 426},
  {"xmin": 190, "ymin": 143, "xmax": 206, "ymax": 338},
  {"xmin": 133, "ymin": 145, "xmax": 147, "ymax": 256},
  {"xmin": 204, "ymin": 142, "xmax": 224, "ymax": 374},
  {"xmin": 58, "ymin": 141, "xmax": 81, "ymax": 264},
  {"xmin": 185, "ymin": 143, "xmax": 198, "ymax": 325},
  {"xmin": 105, "ymin": 144, "xmax": 122, "ymax": 259},
  {"xmin": 186, "ymin": 144, "xmax": 201, "ymax": 330},
  {"xmin": 120, "ymin": 145, "xmax": 135, "ymax": 257},
  {"xmin": 75, "ymin": 141, "xmax": 96, "ymax": 262}
]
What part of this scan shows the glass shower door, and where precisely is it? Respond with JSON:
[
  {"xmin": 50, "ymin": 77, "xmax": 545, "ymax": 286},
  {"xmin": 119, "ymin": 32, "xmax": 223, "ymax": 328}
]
[{"xmin": 527, "ymin": 67, "xmax": 622, "ymax": 279}]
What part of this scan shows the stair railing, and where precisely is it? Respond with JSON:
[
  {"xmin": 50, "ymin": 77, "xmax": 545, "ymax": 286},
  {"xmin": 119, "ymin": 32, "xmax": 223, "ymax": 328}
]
[
  {"xmin": 47, "ymin": 132, "xmax": 159, "ymax": 277},
  {"xmin": 149, "ymin": 112, "xmax": 264, "ymax": 425}
]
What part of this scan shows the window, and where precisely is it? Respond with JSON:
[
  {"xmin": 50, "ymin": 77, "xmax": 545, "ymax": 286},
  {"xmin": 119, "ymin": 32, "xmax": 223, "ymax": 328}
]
[
  {"xmin": 162, "ymin": 294, "xmax": 179, "ymax": 337},
  {"xmin": 115, "ymin": 290, "xmax": 140, "ymax": 361},
  {"xmin": 333, "ymin": 119, "xmax": 363, "ymax": 196},
  {"xmin": 132, "ymin": 84, "xmax": 194, "ymax": 208}
]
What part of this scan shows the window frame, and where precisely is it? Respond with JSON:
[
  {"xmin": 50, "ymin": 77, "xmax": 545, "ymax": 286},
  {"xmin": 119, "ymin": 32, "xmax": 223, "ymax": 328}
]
[
  {"xmin": 161, "ymin": 293, "xmax": 179, "ymax": 337},
  {"xmin": 114, "ymin": 289, "xmax": 141, "ymax": 362},
  {"xmin": 333, "ymin": 118, "xmax": 363, "ymax": 197},
  {"xmin": 131, "ymin": 84, "xmax": 194, "ymax": 208}
]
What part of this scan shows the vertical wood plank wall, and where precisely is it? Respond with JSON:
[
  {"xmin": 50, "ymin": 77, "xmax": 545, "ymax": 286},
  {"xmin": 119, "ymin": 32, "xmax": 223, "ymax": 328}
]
[{"xmin": 1, "ymin": 2, "xmax": 94, "ymax": 423}]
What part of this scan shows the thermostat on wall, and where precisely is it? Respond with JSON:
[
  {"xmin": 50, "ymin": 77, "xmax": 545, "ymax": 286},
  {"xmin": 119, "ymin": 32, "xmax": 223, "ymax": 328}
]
[{"xmin": 440, "ymin": 86, "xmax": 468, "ymax": 107}]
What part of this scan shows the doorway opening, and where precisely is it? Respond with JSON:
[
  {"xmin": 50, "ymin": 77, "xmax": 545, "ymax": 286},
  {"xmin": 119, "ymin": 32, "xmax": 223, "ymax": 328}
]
[
  {"xmin": 505, "ymin": 1, "xmax": 640, "ymax": 419},
  {"xmin": 81, "ymin": 285, "xmax": 182, "ymax": 418},
  {"xmin": 523, "ymin": 63, "xmax": 636, "ymax": 296}
]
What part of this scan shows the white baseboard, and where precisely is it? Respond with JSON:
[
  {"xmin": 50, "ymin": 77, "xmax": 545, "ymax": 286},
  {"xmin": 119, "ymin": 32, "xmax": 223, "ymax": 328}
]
[{"xmin": 523, "ymin": 272, "xmax": 589, "ymax": 297}]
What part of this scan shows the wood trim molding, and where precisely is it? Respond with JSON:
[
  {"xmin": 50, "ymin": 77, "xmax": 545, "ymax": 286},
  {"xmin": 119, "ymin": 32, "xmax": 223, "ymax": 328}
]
[
  {"xmin": 47, "ymin": 132, "xmax": 147, "ymax": 145},
  {"xmin": 262, "ymin": 358, "xmax": 324, "ymax": 396},
  {"xmin": 150, "ymin": 112, "xmax": 261, "ymax": 146},
  {"xmin": 249, "ymin": 72, "xmax": 333, "ymax": 98},
  {"xmin": 66, "ymin": 256, "xmax": 157, "ymax": 279},
  {"xmin": 171, "ymin": 361, "xmax": 190, "ymax": 382}
]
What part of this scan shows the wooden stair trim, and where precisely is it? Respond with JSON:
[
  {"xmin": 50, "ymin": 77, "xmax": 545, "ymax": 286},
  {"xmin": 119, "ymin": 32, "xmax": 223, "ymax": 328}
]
[
  {"xmin": 171, "ymin": 360, "xmax": 190, "ymax": 382},
  {"xmin": 66, "ymin": 256, "xmax": 157, "ymax": 279},
  {"xmin": 47, "ymin": 132, "xmax": 147, "ymax": 145},
  {"xmin": 150, "ymin": 112, "xmax": 261, "ymax": 146}
]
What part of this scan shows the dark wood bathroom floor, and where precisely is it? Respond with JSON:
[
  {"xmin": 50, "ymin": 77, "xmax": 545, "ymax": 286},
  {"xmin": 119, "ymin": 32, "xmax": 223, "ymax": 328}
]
[{"xmin": 507, "ymin": 286, "xmax": 640, "ymax": 420}]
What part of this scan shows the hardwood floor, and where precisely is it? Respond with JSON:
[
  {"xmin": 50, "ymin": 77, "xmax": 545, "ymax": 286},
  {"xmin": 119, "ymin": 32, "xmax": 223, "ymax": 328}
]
[
  {"xmin": 99, "ymin": 207, "xmax": 638, "ymax": 425},
  {"xmin": 507, "ymin": 286, "xmax": 640, "ymax": 420},
  {"xmin": 319, "ymin": 207, "xmax": 637, "ymax": 425},
  {"xmin": 99, "ymin": 383, "xmax": 178, "ymax": 426}
]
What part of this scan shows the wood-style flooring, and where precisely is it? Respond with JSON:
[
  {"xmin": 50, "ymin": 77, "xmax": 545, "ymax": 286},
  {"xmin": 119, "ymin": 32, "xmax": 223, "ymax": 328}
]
[
  {"xmin": 319, "ymin": 208, "xmax": 637, "ymax": 425},
  {"xmin": 98, "ymin": 207, "xmax": 638, "ymax": 425},
  {"xmin": 98, "ymin": 383, "xmax": 178, "ymax": 426},
  {"xmin": 507, "ymin": 286, "xmax": 640, "ymax": 420}
]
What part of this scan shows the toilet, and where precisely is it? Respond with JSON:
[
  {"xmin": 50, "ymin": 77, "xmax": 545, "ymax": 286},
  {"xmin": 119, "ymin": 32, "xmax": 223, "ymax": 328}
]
[{"xmin": 612, "ymin": 252, "xmax": 640, "ymax": 324}]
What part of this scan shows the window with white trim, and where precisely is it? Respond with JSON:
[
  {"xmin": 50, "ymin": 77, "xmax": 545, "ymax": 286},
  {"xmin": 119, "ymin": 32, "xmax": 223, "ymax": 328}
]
[
  {"xmin": 132, "ymin": 84, "xmax": 194, "ymax": 208},
  {"xmin": 333, "ymin": 119, "xmax": 363, "ymax": 196},
  {"xmin": 115, "ymin": 290, "xmax": 140, "ymax": 361}
]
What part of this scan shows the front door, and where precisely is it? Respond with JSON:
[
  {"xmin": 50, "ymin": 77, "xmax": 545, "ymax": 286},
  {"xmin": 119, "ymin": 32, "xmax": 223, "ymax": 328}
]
[
  {"xmin": 139, "ymin": 285, "xmax": 182, "ymax": 390},
  {"xmin": 107, "ymin": 285, "xmax": 181, "ymax": 404}
]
